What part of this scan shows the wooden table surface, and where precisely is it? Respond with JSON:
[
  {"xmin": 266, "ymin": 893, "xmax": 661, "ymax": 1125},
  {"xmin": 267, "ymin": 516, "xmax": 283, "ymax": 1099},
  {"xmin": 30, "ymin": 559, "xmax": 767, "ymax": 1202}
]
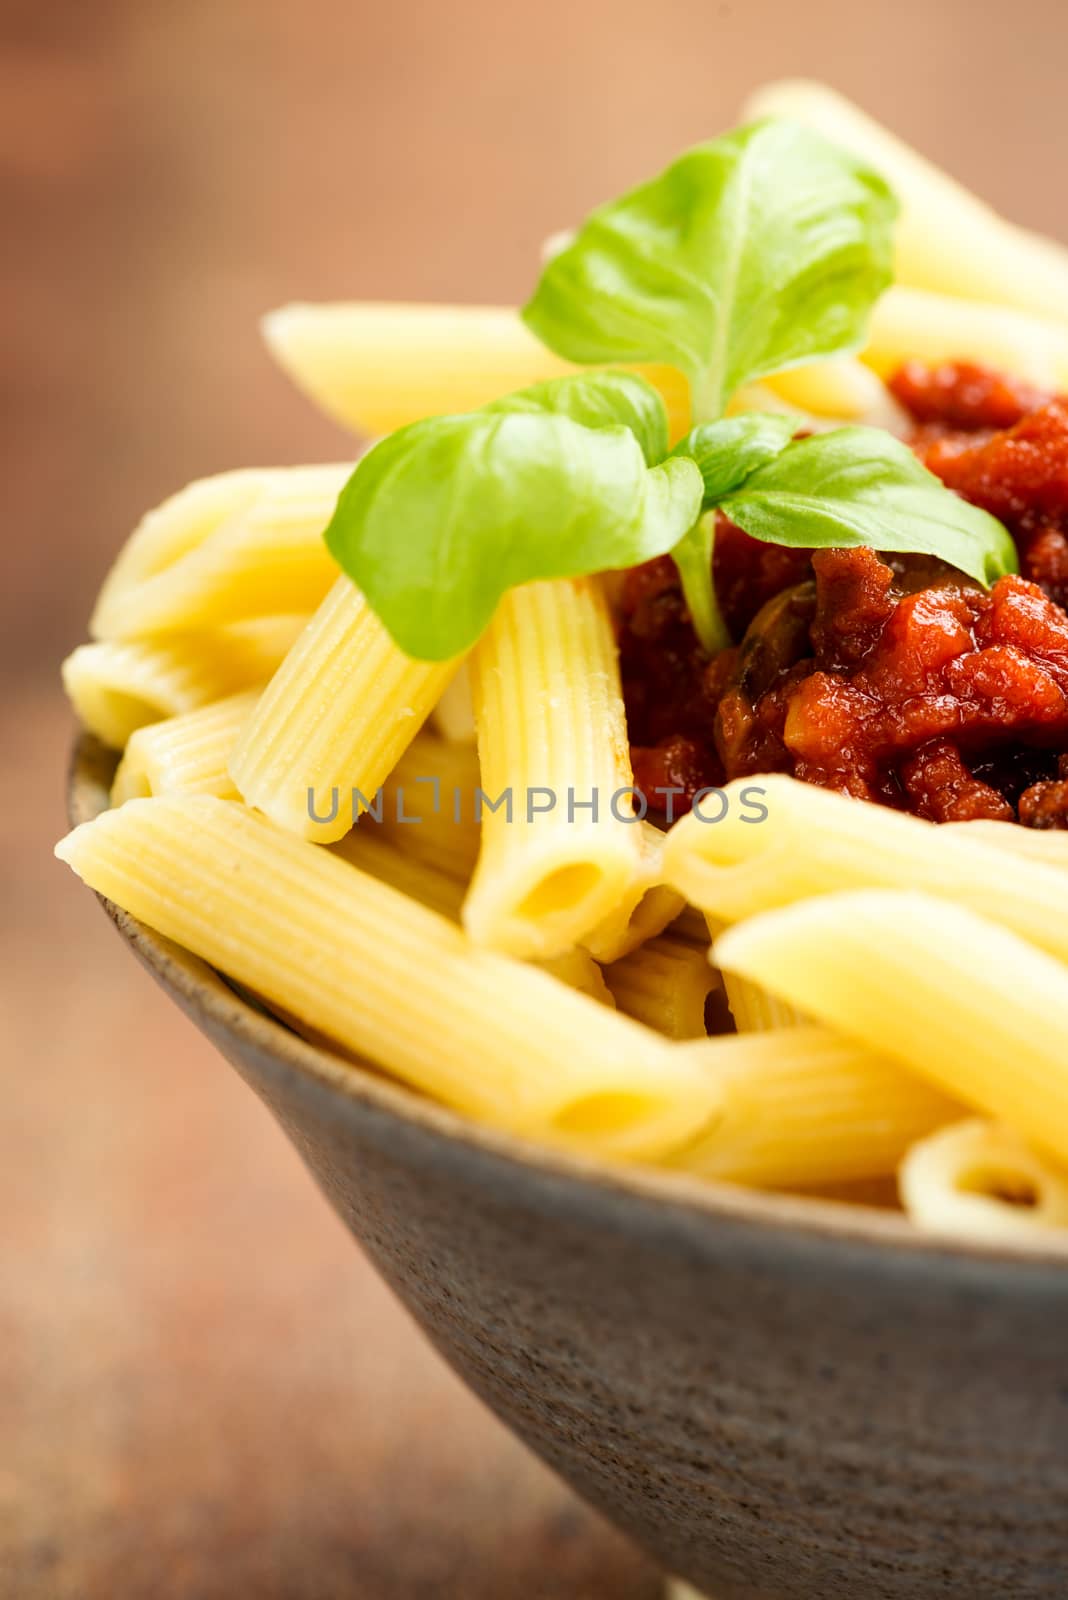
[{"xmin": 6, "ymin": 2, "xmax": 1068, "ymax": 1593}]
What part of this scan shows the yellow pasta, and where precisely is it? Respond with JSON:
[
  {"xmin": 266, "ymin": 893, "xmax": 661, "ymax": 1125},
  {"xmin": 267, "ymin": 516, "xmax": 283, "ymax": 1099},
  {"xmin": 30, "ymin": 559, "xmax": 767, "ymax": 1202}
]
[
  {"xmin": 762, "ymin": 356, "xmax": 906, "ymax": 426},
  {"xmin": 229, "ymin": 577, "xmax": 461, "ymax": 844},
  {"xmin": 899, "ymin": 1119, "xmax": 1068, "ymax": 1245},
  {"xmin": 604, "ymin": 932, "xmax": 720, "ymax": 1039},
  {"xmin": 862, "ymin": 285, "xmax": 1068, "ymax": 389},
  {"xmin": 581, "ymin": 822, "xmax": 685, "ymax": 963},
  {"xmin": 721, "ymin": 972, "xmax": 807, "ymax": 1034},
  {"xmin": 111, "ymin": 689, "xmax": 260, "ymax": 803},
  {"xmin": 714, "ymin": 889, "xmax": 1068, "ymax": 1169},
  {"xmin": 62, "ymin": 616, "xmax": 306, "ymax": 749},
  {"xmin": 90, "ymin": 466, "xmax": 348, "ymax": 640},
  {"xmin": 55, "ymin": 795, "xmax": 720, "ymax": 1161},
  {"xmin": 663, "ymin": 773, "xmax": 1068, "ymax": 967},
  {"xmin": 945, "ymin": 819, "xmax": 1068, "ymax": 872},
  {"xmin": 261, "ymin": 301, "xmax": 692, "ymax": 440},
  {"xmin": 463, "ymin": 577, "xmax": 645, "ymax": 958},
  {"xmin": 430, "ymin": 664, "xmax": 476, "ymax": 744},
  {"xmin": 377, "ymin": 730, "xmax": 482, "ymax": 877},
  {"xmin": 668, "ymin": 1027, "xmax": 959, "ymax": 1187},
  {"xmin": 743, "ymin": 80, "xmax": 1068, "ymax": 324}
]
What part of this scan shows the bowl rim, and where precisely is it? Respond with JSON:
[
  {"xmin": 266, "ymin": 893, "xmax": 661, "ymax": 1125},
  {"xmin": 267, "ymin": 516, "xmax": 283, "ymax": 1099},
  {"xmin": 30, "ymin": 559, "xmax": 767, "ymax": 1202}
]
[{"xmin": 69, "ymin": 732, "xmax": 1068, "ymax": 1274}]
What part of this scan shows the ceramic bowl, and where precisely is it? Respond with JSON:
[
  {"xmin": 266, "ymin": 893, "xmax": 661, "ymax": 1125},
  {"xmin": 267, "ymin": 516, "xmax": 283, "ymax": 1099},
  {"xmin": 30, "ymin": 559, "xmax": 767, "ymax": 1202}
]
[{"xmin": 69, "ymin": 735, "xmax": 1068, "ymax": 1600}]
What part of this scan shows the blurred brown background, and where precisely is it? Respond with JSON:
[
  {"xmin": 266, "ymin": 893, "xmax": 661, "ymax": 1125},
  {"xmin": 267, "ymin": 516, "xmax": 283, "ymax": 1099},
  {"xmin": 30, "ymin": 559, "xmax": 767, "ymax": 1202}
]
[{"xmin": 5, "ymin": 1, "xmax": 1068, "ymax": 1595}]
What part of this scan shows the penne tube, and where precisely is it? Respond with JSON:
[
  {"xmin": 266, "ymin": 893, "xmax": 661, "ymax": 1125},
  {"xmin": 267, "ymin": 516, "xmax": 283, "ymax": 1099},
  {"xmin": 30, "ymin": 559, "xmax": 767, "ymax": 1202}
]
[
  {"xmin": 944, "ymin": 819, "xmax": 1068, "ymax": 872},
  {"xmin": 668, "ymin": 1027, "xmax": 959, "ymax": 1187},
  {"xmin": 581, "ymin": 822, "xmax": 685, "ymax": 963},
  {"xmin": 62, "ymin": 616, "xmax": 306, "ymax": 749},
  {"xmin": 663, "ymin": 773, "xmax": 1068, "ymax": 968},
  {"xmin": 714, "ymin": 889, "xmax": 1068, "ymax": 1169},
  {"xmin": 111, "ymin": 689, "xmax": 260, "ymax": 803},
  {"xmin": 229, "ymin": 577, "xmax": 461, "ymax": 844},
  {"xmin": 861, "ymin": 285, "xmax": 1068, "ymax": 388},
  {"xmin": 333, "ymin": 826, "xmax": 614, "ymax": 1004},
  {"xmin": 899, "ymin": 1120, "xmax": 1068, "ymax": 1244},
  {"xmin": 90, "ymin": 466, "xmax": 348, "ymax": 640},
  {"xmin": 604, "ymin": 932, "xmax": 720, "ymax": 1039},
  {"xmin": 463, "ymin": 577, "xmax": 646, "ymax": 959},
  {"xmin": 721, "ymin": 972, "xmax": 807, "ymax": 1033},
  {"xmin": 261, "ymin": 301, "xmax": 692, "ymax": 441},
  {"xmin": 429, "ymin": 664, "xmax": 477, "ymax": 744},
  {"xmin": 376, "ymin": 730, "xmax": 482, "ymax": 876},
  {"xmin": 56, "ymin": 796, "xmax": 719, "ymax": 1161},
  {"xmin": 743, "ymin": 81, "xmax": 1068, "ymax": 325},
  {"xmin": 762, "ymin": 356, "xmax": 905, "ymax": 425}
]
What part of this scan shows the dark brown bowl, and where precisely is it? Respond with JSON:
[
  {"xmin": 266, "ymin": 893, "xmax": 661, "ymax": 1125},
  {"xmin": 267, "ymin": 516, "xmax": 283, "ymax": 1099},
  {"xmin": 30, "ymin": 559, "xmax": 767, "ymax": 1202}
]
[{"xmin": 69, "ymin": 735, "xmax": 1068, "ymax": 1600}]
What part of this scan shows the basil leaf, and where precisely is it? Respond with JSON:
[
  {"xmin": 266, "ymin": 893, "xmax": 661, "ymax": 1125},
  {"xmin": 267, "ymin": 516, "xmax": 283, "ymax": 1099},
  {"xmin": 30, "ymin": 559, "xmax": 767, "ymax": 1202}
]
[
  {"xmin": 486, "ymin": 371, "xmax": 669, "ymax": 466},
  {"xmin": 673, "ymin": 412, "xmax": 796, "ymax": 508},
  {"xmin": 324, "ymin": 412, "xmax": 703, "ymax": 660},
  {"xmin": 719, "ymin": 427, "xmax": 1019, "ymax": 585},
  {"xmin": 522, "ymin": 118, "xmax": 897, "ymax": 421}
]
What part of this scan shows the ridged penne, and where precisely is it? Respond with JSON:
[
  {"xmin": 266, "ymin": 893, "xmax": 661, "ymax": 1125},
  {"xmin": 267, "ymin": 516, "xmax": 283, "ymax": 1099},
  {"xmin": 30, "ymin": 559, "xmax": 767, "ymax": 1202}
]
[
  {"xmin": 90, "ymin": 466, "xmax": 348, "ymax": 640},
  {"xmin": 229, "ymin": 577, "xmax": 461, "ymax": 843},
  {"xmin": 714, "ymin": 889, "xmax": 1068, "ymax": 1168},
  {"xmin": 376, "ymin": 731, "xmax": 482, "ymax": 876},
  {"xmin": 62, "ymin": 616, "xmax": 306, "ymax": 749},
  {"xmin": 463, "ymin": 577, "xmax": 645, "ymax": 959},
  {"xmin": 663, "ymin": 774, "xmax": 1068, "ymax": 967},
  {"xmin": 721, "ymin": 972, "xmax": 807, "ymax": 1033},
  {"xmin": 111, "ymin": 689, "xmax": 260, "ymax": 803},
  {"xmin": 743, "ymin": 80, "xmax": 1068, "ymax": 325},
  {"xmin": 861, "ymin": 285, "xmax": 1068, "ymax": 388},
  {"xmin": 56, "ymin": 796, "xmax": 719, "ymax": 1161},
  {"xmin": 762, "ymin": 357, "xmax": 905, "ymax": 425},
  {"xmin": 261, "ymin": 302, "xmax": 692, "ymax": 440},
  {"xmin": 604, "ymin": 933, "xmax": 720, "ymax": 1039},
  {"xmin": 429, "ymin": 664, "xmax": 477, "ymax": 744},
  {"xmin": 668, "ymin": 1027, "xmax": 959, "ymax": 1187},
  {"xmin": 581, "ymin": 822, "xmax": 685, "ymax": 963},
  {"xmin": 945, "ymin": 819, "xmax": 1068, "ymax": 872},
  {"xmin": 899, "ymin": 1120, "xmax": 1068, "ymax": 1244}
]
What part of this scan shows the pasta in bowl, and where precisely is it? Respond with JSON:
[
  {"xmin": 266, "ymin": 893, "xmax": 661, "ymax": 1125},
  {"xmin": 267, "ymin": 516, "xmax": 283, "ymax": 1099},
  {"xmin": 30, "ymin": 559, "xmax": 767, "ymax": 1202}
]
[{"xmin": 60, "ymin": 82, "xmax": 1068, "ymax": 1600}]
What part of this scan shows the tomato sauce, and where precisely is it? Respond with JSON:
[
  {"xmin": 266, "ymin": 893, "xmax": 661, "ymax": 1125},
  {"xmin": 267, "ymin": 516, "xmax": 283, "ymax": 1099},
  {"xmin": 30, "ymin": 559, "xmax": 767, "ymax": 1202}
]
[{"xmin": 620, "ymin": 361, "xmax": 1068, "ymax": 826}]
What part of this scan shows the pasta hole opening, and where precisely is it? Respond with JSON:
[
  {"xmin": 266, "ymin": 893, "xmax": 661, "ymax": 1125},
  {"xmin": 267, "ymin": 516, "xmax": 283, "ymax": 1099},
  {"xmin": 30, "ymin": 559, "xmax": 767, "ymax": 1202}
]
[
  {"xmin": 957, "ymin": 1166, "xmax": 1040, "ymax": 1209},
  {"xmin": 552, "ymin": 1091, "xmax": 669, "ymax": 1141},
  {"xmin": 116, "ymin": 769, "xmax": 153, "ymax": 801},
  {"xmin": 516, "ymin": 864, "xmax": 604, "ymax": 921}
]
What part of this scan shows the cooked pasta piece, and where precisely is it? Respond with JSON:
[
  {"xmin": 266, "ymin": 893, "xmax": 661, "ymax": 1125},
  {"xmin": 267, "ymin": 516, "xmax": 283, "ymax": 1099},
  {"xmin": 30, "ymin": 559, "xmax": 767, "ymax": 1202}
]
[
  {"xmin": 668, "ymin": 1027, "xmax": 959, "ymax": 1187},
  {"xmin": 261, "ymin": 301, "xmax": 692, "ymax": 440},
  {"xmin": 56, "ymin": 795, "xmax": 719, "ymax": 1161},
  {"xmin": 762, "ymin": 356, "xmax": 906, "ymax": 426},
  {"xmin": 90, "ymin": 466, "xmax": 348, "ymax": 640},
  {"xmin": 62, "ymin": 616, "xmax": 306, "ymax": 749},
  {"xmin": 714, "ymin": 889, "xmax": 1068, "ymax": 1169},
  {"xmin": 900, "ymin": 1120, "xmax": 1068, "ymax": 1244},
  {"xmin": 581, "ymin": 822, "xmax": 685, "ymax": 963},
  {"xmin": 229, "ymin": 576, "xmax": 461, "ymax": 844},
  {"xmin": 463, "ymin": 577, "xmax": 645, "ymax": 959},
  {"xmin": 945, "ymin": 820, "xmax": 1068, "ymax": 872},
  {"xmin": 743, "ymin": 80, "xmax": 1068, "ymax": 323},
  {"xmin": 377, "ymin": 730, "xmax": 482, "ymax": 876},
  {"xmin": 861, "ymin": 285, "xmax": 1068, "ymax": 388},
  {"xmin": 111, "ymin": 689, "xmax": 260, "ymax": 803},
  {"xmin": 663, "ymin": 773, "xmax": 1068, "ymax": 966},
  {"xmin": 721, "ymin": 972, "xmax": 807, "ymax": 1033},
  {"xmin": 604, "ymin": 932, "xmax": 719, "ymax": 1039},
  {"xmin": 430, "ymin": 664, "xmax": 476, "ymax": 744}
]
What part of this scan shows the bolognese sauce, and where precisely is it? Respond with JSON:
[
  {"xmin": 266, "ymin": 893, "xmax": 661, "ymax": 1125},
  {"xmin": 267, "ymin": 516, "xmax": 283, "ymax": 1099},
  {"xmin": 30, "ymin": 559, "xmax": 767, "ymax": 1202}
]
[{"xmin": 620, "ymin": 361, "xmax": 1068, "ymax": 826}]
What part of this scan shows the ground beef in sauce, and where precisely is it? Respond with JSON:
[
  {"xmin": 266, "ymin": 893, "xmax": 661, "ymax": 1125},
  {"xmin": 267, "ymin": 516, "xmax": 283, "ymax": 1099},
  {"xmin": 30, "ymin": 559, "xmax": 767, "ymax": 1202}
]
[{"xmin": 620, "ymin": 361, "xmax": 1068, "ymax": 826}]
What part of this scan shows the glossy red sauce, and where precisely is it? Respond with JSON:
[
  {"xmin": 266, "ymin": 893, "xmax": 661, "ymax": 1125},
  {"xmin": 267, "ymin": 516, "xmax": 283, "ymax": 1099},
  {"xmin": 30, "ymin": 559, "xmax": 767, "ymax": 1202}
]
[{"xmin": 620, "ymin": 361, "xmax": 1068, "ymax": 826}]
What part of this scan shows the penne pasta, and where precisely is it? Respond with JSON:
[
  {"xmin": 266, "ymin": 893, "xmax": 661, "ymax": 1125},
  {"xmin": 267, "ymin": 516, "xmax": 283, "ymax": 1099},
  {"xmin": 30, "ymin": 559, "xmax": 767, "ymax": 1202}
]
[
  {"xmin": 861, "ymin": 285, "xmax": 1068, "ymax": 389},
  {"xmin": 463, "ymin": 577, "xmax": 646, "ymax": 959},
  {"xmin": 899, "ymin": 1119, "xmax": 1068, "ymax": 1244},
  {"xmin": 714, "ymin": 889, "xmax": 1068, "ymax": 1169},
  {"xmin": 55, "ymin": 795, "xmax": 719, "ymax": 1161},
  {"xmin": 376, "ymin": 730, "xmax": 482, "ymax": 876},
  {"xmin": 430, "ymin": 664, "xmax": 476, "ymax": 744},
  {"xmin": 604, "ymin": 932, "xmax": 720, "ymax": 1039},
  {"xmin": 580, "ymin": 822, "xmax": 685, "ymax": 964},
  {"xmin": 721, "ymin": 972, "xmax": 807, "ymax": 1034},
  {"xmin": 261, "ymin": 301, "xmax": 693, "ymax": 440},
  {"xmin": 90, "ymin": 466, "xmax": 348, "ymax": 640},
  {"xmin": 743, "ymin": 80, "xmax": 1068, "ymax": 324},
  {"xmin": 668, "ymin": 1027, "xmax": 959, "ymax": 1187},
  {"xmin": 944, "ymin": 819, "xmax": 1068, "ymax": 872},
  {"xmin": 762, "ymin": 356, "xmax": 906, "ymax": 426},
  {"xmin": 663, "ymin": 773, "xmax": 1068, "ymax": 968},
  {"xmin": 62, "ymin": 616, "xmax": 306, "ymax": 749},
  {"xmin": 111, "ymin": 689, "xmax": 260, "ymax": 803},
  {"xmin": 229, "ymin": 577, "xmax": 461, "ymax": 844}
]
